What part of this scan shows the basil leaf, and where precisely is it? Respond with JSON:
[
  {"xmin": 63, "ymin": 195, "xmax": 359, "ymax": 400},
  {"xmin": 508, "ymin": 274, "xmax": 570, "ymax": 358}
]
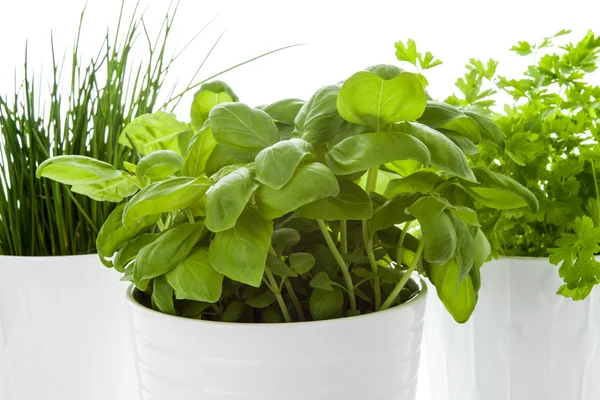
[
  {"xmin": 209, "ymin": 207, "xmax": 273, "ymax": 287},
  {"xmin": 181, "ymin": 126, "xmax": 217, "ymax": 178},
  {"xmin": 114, "ymin": 233, "xmax": 161, "ymax": 273},
  {"xmin": 400, "ymin": 122, "xmax": 476, "ymax": 181},
  {"xmin": 368, "ymin": 193, "xmax": 422, "ymax": 235},
  {"xmin": 295, "ymin": 179, "xmax": 373, "ymax": 220},
  {"xmin": 293, "ymin": 85, "xmax": 344, "ymax": 144},
  {"xmin": 71, "ymin": 173, "xmax": 138, "ymax": 202},
  {"xmin": 36, "ymin": 155, "xmax": 121, "ymax": 185},
  {"xmin": 205, "ymin": 144, "xmax": 244, "ymax": 178},
  {"xmin": 137, "ymin": 150, "xmax": 183, "ymax": 180},
  {"xmin": 190, "ymin": 81, "xmax": 238, "ymax": 129},
  {"xmin": 289, "ymin": 252, "xmax": 316, "ymax": 275},
  {"xmin": 123, "ymin": 177, "xmax": 212, "ymax": 228},
  {"xmin": 255, "ymin": 163, "xmax": 340, "ymax": 219},
  {"xmin": 255, "ymin": 138, "xmax": 314, "ymax": 189},
  {"xmin": 417, "ymin": 101, "xmax": 481, "ymax": 143},
  {"xmin": 325, "ymin": 131, "xmax": 430, "ymax": 175},
  {"xmin": 407, "ymin": 197, "xmax": 457, "ymax": 264},
  {"xmin": 384, "ymin": 171, "xmax": 443, "ymax": 197},
  {"xmin": 166, "ymin": 247, "xmax": 224, "ymax": 303},
  {"xmin": 119, "ymin": 111, "xmax": 193, "ymax": 156},
  {"xmin": 449, "ymin": 213, "xmax": 475, "ymax": 283},
  {"xmin": 310, "ymin": 287, "xmax": 344, "ymax": 321},
  {"xmin": 134, "ymin": 222, "xmax": 206, "ymax": 285},
  {"xmin": 205, "ymin": 167, "xmax": 258, "ymax": 232},
  {"xmin": 151, "ymin": 275, "xmax": 176, "ymax": 315},
  {"xmin": 261, "ymin": 98, "xmax": 305, "ymax": 126},
  {"xmin": 337, "ymin": 71, "xmax": 426, "ymax": 128},
  {"xmin": 209, "ymin": 103, "xmax": 279, "ymax": 158},
  {"xmin": 427, "ymin": 259, "xmax": 478, "ymax": 323}
]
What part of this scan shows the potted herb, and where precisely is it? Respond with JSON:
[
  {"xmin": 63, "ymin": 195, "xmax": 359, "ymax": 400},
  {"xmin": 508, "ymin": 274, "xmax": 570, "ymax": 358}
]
[
  {"xmin": 38, "ymin": 63, "xmax": 534, "ymax": 399},
  {"xmin": 416, "ymin": 31, "xmax": 600, "ymax": 399}
]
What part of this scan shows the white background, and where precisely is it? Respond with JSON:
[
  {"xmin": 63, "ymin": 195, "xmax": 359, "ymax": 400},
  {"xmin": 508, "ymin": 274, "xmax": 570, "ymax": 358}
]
[{"xmin": 1, "ymin": 0, "xmax": 599, "ymax": 399}]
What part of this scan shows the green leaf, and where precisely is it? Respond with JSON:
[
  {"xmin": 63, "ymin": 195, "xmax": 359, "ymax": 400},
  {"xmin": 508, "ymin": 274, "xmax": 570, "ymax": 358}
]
[
  {"xmin": 261, "ymin": 98, "xmax": 304, "ymax": 126},
  {"xmin": 417, "ymin": 101, "xmax": 481, "ymax": 143},
  {"xmin": 96, "ymin": 204, "xmax": 158, "ymax": 259},
  {"xmin": 460, "ymin": 166, "xmax": 539, "ymax": 211},
  {"xmin": 134, "ymin": 222, "xmax": 206, "ymax": 285},
  {"xmin": 166, "ymin": 247, "xmax": 224, "ymax": 303},
  {"xmin": 369, "ymin": 193, "xmax": 422, "ymax": 234},
  {"xmin": 114, "ymin": 233, "xmax": 161, "ymax": 273},
  {"xmin": 151, "ymin": 275, "xmax": 176, "ymax": 315},
  {"xmin": 293, "ymin": 85, "xmax": 344, "ymax": 144},
  {"xmin": 407, "ymin": 197, "xmax": 457, "ymax": 264},
  {"xmin": 463, "ymin": 110, "xmax": 504, "ymax": 150},
  {"xmin": 310, "ymin": 287, "xmax": 344, "ymax": 321},
  {"xmin": 364, "ymin": 64, "xmax": 404, "ymax": 80},
  {"xmin": 209, "ymin": 207, "xmax": 273, "ymax": 287},
  {"xmin": 289, "ymin": 252, "xmax": 316, "ymax": 274},
  {"xmin": 399, "ymin": 122, "xmax": 476, "ymax": 181},
  {"xmin": 209, "ymin": 103, "xmax": 279, "ymax": 158},
  {"xmin": 472, "ymin": 228, "xmax": 491, "ymax": 269},
  {"xmin": 245, "ymin": 291, "xmax": 277, "ymax": 308},
  {"xmin": 557, "ymin": 284, "xmax": 594, "ymax": 300},
  {"xmin": 510, "ymin": 41, "xmax": 534, "ymax": 56},
  {"xmin": 205, "ymin": 167, "xmax": 258, "ymax": 232},
  {"xmin": 137, "ymin": 150, "xmax": 183, "ymax": 180},
  {"xmin": 449, "ymin": 214, "xmax": 475, "ymax": 283},
  {"xmin": 267, "ymin": 252, "xmax": 297, "ymax": 277},
  {"xmin": 271, "ymin": 228, "xmax": 301, "ymax": 254},
  {"xmin": 295, "ymin": 179, "xmax": 373, "ymax": 220},
  {"xmin": 255, "ymin": 163, "xmax": 340, "ymax": 219},
  {"xmin": 223, "ymin": 300, "xmax": 246, "ymax": 322},
  {"xmin": 384, "ymin": 171, "xmax": 443, "ymax": 197},
  {"xmin": 325, "ymin": 131, "xmax": 430, "ymax": 175},
  {"xmin": 309, "ymin": 271, "xmax": 343, "ymax": 291},
  {"xmin": 337, "ymin": 71, "xmax": 427, "ymax": 129},
  {"xmin": 428, "ymin": 259, "xmax": 478, "ymax": 323},
  {"xmin": 255, "ymin": 138, "xmax": 314, "ymax": 189},
  {"xmin": 190, "ymin": 80, "xmax": 238, "ymax": 129},
  {"xmin": 181, "ymin": 126, "xmax": 217, "ymax": 178},
  {"xmin": 394, "ymin": 39, "xmax": 418, "ymax": 66},
  {"xmin": 123, "ymin": 177, "xmax": 212, "ymax": 228},
  {"xmin": 71, "ymin": 173, "xmax": 138, "ymax": 202},
  {"xmin": 205, "ymin": 144, "xmax": 244, "ymax": 178},
  {"xmin": 36, "ymin": 155, "xmax": 121, "ymax": 185},
  {"xmin": 119, "ymin": 111, "xmax": 193, "ymax": 156}
]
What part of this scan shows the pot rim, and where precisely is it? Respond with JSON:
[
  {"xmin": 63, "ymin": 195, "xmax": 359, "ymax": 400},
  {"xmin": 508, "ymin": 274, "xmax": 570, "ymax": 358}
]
[
  {"xmin": 0, "ymin": 253, "xmax": 98, "ymax": 260},
  {"xmin": 126, "ymin": 274, "xmax": 428, "ymax": 328}
]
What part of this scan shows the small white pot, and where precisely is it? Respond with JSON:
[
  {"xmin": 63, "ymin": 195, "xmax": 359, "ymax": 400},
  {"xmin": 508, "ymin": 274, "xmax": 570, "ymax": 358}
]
[
  {"xmin": 126, "ymin": 280, "xmax": 428, "ymax": 400},
  {"xmin": 424, "ymin": 257, "xmax": 600, "ymax": 400},
  {"xmin": 0, "ymin": 255, "xmax": 138, "ymax": 400}
]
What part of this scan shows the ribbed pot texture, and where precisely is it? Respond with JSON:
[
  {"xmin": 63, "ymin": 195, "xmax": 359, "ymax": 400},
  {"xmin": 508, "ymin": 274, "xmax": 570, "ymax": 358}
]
[
  {"xmin": 424, "ymin": 257, "xmax": 600, "ymax": 400},
  {"xmin": 0, "ymin": 255, "xmax": 138, "ymax": 400},
  {"xmin": 126, "ymin": 280, "xmax": 428, "ymax": 400}
]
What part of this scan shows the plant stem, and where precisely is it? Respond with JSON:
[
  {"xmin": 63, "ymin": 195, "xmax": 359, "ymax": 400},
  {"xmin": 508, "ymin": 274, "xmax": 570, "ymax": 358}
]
[
  {"xmin": 381, "ymin": 240, "xmax": 424, "ymax": 311},
  {"xmin": 365, "ymin": 166, "xmax": 379, "ymax": 193},
  {"xmin": 396, "ymin": 221, "xmax": 413, "ymax": 266},
  {"xmin": 363, "ymin": 165, "xmax": 381, "ymax": 309},
  {"xmin": 283, "ymin": 279, "xmax": 305, "ymax": 321},
  {"xmin": 316, "ymin": 219, "xmax": 357, "ymax": 311},
  {"xmin": 265, "ymin": 268, "xmax": 292, "ymax": 323},
  {"xmin": 362, "ymin": 222, "xmax": 381, "ymax": 310},
  {"xmin": 340, "ymin": 220, "xmax": 348, "ymax": 255}
]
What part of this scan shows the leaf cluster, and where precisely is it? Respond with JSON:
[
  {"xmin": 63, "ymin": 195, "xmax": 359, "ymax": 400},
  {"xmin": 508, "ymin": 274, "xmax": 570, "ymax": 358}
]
[{"xmin": 38, "ymin": 63, "xmax": 537, "ymax": 323}]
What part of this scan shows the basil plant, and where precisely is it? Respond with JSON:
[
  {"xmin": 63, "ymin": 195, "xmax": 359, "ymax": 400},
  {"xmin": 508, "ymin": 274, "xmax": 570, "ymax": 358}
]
[{"xmin": 37, "ymin": 66, "xmax": 537, "ymax": 323}]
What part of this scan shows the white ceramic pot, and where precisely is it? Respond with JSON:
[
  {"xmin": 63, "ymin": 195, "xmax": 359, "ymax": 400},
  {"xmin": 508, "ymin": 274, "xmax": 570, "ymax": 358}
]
[
  {"xmin": 0, "ymin": 255, "xmax": 138, "ymax": 400},
  {"xmin": 424, "ymin": 257, "xmax": 600, "ymax": 400},
  {"xmin": 126, "ymin": 279, "xmax": 428, "ymax": 400}
]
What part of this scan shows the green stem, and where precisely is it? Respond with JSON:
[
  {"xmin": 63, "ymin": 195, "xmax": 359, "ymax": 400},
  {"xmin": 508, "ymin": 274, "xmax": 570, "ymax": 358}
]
[
  {"xmin": 284, "ymin": 279, "xmax": 305, "ymax": 321},
  {"xmin": 340, "ymin": 220, "xmax": 348, "ymax": 255},
  {"xmin": 265, "ymin": 268, "xmax": 292, "ymax": 323},
  {"xmin": 157, "ymin": 219, "xmax": 167, "ymax": 232},
  {"xmin": 396, "ymin": 221, "xmax": 413, "ymax": 266},
  {"xmin": 362, "ymin": 221, "xmax": 381, "ymax": 310},
  {"xmin": 316, "ymin": 219, "xmax": 357, "ymax": 311},
  {"xmin": 381, "ymin": 240, "xmax": 424, "ymax": 311},
  {"xmin": 184, "ymin": 208, "xmax": 195, "ymax": 224},
  {"xmin": 365, "ymin": 166, "xmax": 379, "ymax": 193},
  {"xmin": 592, "ymin": 160, "xmax": 600, "ymax": 202}
]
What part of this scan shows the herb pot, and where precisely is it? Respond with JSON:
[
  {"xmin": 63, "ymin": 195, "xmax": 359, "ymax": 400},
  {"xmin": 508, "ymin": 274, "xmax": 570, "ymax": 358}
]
[
  {"xmin": 126, "ymin": 279, "xmax": 428, "ymax": 400},
  {"xmin": 423, "ymin": 257, "xmax": 600, "ymax": 400},
  {"xmin": 0, "ymin": 255, "xmax": 138, "ymax": 400}
]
